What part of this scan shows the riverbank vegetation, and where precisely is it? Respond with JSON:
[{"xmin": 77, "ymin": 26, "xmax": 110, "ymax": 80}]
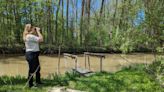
[
  {"xmin": 0, "ymin": 57, "xmax": 163, "ymax": 92},
  {"xmin": 0, "ymin": 0, "xmax": 163, "ymax": 54}
]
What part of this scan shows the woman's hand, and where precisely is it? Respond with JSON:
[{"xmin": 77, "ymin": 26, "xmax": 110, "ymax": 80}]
[
  {"xmin": 35, "ymin": 27, "xmax": 40, "ymax": 32},
  {"xmin": 35, "ymin": 27, "xmax": 43, "ymax": 42}
]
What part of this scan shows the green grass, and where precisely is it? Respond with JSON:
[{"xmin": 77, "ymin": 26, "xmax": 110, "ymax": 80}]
[
  {"xmin": 0, "ymin": 76, "xmax": 51, "ymax": 92},
  {"xmin": 0, "ymin": 58, "xmax": 163, "ymax": 92},
  {"xmin": 68, "ymin": 69, "xmax": 163, "ymax": 92},
  {"xmin": 67, "ymin": 58, "xmax": 164, "ymax": 92}
]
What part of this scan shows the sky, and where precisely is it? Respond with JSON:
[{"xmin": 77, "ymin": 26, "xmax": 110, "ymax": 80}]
[
  {"xmin": 52, "ymin": 0, "xmax": 144, "ymax": 26},
  {"xmin": 134, "ymin": 10, "xmax": 145, "ymax": 26},
  {"xmin": 62, "ymin": 0, "xmax": 144, "ymax": 26}
]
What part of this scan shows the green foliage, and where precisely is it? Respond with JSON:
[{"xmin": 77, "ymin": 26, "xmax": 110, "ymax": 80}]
[
  {"xmin": 156, "ymin": 46, "xmax": 164, "ymax": 53},
  {"xmin": 0, "ymin": 0, "xmax": 163, "ymax": 53},
  {"xmin": 110, "ymin": 27, "xmax": 152, "ymax": 53},
  {"xmin": 146, "ymin": 57, "xmax": 164, "ymax": 87}
]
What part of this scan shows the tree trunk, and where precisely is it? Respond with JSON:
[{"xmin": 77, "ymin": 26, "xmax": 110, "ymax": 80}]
[
  {"xmin": 47, "ymin": 0, "xmax": 52, "ymax": 44},
  {"xmin": 66, "ymin": 0, "xmax": 69, "ymax": 39},
  {"xmin": 62, "ymin": 0, "xmax": 64, "ymax": 43},
  {"xmin": 119, "ymin": 0, "xmax": 125, "ymax": 30},
  {"xmin": 80, "ymin": 0, "xmax": 85, "ymax": 45},
  {"xmin": 55, "ymin": 0, "xmax": 61, "ymax": 44},
  {"xmin": 13, "ymin": 0, "xmax": 21, "ymax": 43},
  {"xmin": 87, "ymin": 0, "xmax": 91, "ymax": 24},
  {"xmin": 113, "ymin": 0, "xmax": 118, "ymax": 28},
  {"xmin": 84, "ymin": 0, "xmax": 91, "ymax": 48},
  {"xmin": 100, "ymin": 0, "xmax": 105, "ymax": 19}
]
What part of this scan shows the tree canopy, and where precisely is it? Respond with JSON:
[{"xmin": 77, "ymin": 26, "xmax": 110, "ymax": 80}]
[{"xmin": 0, "ymin": 0, "xmax": 163, "ymax": 53}]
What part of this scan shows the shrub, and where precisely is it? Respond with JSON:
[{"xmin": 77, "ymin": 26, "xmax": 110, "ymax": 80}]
[{"xmin": 146, "ymin": 57, "xmax": 164, "ymax": 87}]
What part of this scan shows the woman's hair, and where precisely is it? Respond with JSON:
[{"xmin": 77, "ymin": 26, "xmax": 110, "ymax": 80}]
[{"xmin": 23, "ymin": 24, "xmax": 32, "ymax": 41}]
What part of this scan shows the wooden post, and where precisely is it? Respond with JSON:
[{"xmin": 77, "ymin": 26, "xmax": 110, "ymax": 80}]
[
  {"xmin": 57, "ymin": 45, "xmax": 61, "ymax": 74},
  {"xmin": 100, "ymin": 57, "xmax": 102, "ymax": 72},
  {"xmin": 64, "ymin": 56, "xmax": 67, "ymax": 70},
  {"xmin": 2, "ymin": 50, "xmax": 5, "ymax": 62},
  {"xmin": 85, "ymin": 54, "xmax": 87, "ymax": 69},
  {"xmin": 88, "ymin": 56, "xmax": 90, "ymax": 70},
  {"xmin": 75, "ymin": 58, "xmax": 77, "ymax": 70}
]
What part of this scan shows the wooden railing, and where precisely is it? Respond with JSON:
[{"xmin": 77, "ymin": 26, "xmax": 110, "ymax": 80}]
[
  {"xmin": 63, "ymin": 53, "xmax": 78, "ymax": 70},
  {"xmin": 84, "ymin": 52, "xmax": 105, "ymax": 72}
]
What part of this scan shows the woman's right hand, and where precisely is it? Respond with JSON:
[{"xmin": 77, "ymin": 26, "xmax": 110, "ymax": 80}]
[
  {"xmin": 35, "ymin": 27, "xmax": 43, "ymax": 42},
  {"xmin": 35, "ymin": 27, "xmax": 40, "ymax": 32}
]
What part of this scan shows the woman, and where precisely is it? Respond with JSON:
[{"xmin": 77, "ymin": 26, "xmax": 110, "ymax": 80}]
[{"xmin": 23, "ymin": 24, "xmax": 43, "ymax": 87}]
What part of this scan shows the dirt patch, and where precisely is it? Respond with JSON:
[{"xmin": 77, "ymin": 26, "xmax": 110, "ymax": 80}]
[{"xmin": 48, "ymin": 87, "xmax": 85, "ymax": 92}]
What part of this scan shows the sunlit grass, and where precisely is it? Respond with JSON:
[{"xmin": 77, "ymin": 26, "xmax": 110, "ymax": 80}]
[{"xmin": 68, "ymin": 67, "xmax": 163, "ymax": 92}]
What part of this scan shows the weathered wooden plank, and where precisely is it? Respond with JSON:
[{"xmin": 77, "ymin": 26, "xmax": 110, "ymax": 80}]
[
  {"xmin": 74, "ymin": 68, "xmax": 91, "ymax": 74},
  {"xmin": 84, "ymin": 52, "xmax": 105, "ymax": 58},
  {"xmin": 63, "ymin": 53, "xmax": 77, "ymax": 59},
  {"xmin": 72, "ymin": 68, "xmax": 93, "ymax": 77}
]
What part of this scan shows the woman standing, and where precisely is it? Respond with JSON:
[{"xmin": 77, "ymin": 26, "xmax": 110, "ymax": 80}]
[{"xmin": 23, "ymin": 24, "xmax": 43, "ymax": 88}]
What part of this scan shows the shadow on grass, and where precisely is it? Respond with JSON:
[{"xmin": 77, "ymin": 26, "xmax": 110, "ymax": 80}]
[
  {"xmin": 0, "ymin": 75, "xmax": 26, "ymax": 86},
  {"xmin": 0, "ymin": 74, "xmax": 72, "ymax": 92},
  {"xmin": 0, "ymin": 72, "xmax": 79, "ymax": 88}
]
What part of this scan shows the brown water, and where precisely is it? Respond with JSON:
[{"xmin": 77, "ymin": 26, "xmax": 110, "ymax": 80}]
[{"xmin": 0, "ymin": 53, "xmax": 158, "ymax": 77}]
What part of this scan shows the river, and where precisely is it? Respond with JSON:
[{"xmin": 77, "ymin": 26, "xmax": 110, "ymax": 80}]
[{"xmin": 0, "ymin": 53, "xmax": 158, "ymax": 78}]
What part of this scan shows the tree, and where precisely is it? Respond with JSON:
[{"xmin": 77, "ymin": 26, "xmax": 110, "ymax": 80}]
[
  {"xmin": 55, "ymin": 0, "xmax": 61, "ymax": 44},
  {"xmin": 47, "ymin": 0, "xmax": 53, "ymax": 44},
  {"xmin": 66, "ymin": 0, "xmax": 69, "ymax": 39},
  {"xmin": 80, "ymin": 0, "xmax": 85, "ymax": 45}
]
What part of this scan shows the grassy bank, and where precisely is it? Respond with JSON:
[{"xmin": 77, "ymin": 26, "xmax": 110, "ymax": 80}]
[
  {"xmin": 0, "ymin": 58, "xmax": 163, "ymax": 92},
  {"xmin": 68, "ymin": 67, "xmax": 163, "ymax": 92}
]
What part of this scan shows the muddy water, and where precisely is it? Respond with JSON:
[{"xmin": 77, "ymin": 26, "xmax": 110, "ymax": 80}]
[{"xmin": 0, "ymin": 53, "xmax": 157, "ymax": 77}]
